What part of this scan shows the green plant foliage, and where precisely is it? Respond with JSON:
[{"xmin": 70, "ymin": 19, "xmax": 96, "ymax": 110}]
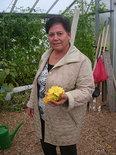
[
  {"xmin": 75, "ymin": 14, "xmax": 95, "ymax": 64},
  {"xmin": 0, "ymin": 60, "xmax": 15, "ymax": 102},
  {"xmin": 0, "ymin": 61, "xmax": 18, "ymax": 85},
  {"xmin": 0, "ymin": 9, "xmax": 49, "ymax": 87},
  {"xmin": 0, "ymin": 8, "xmax": 49, "ymax": 103},
  {"xmin": 0, "ymin": 13, "xmax": 48, "ymax": 62},
  {"xmin": 64, "ymin": 0, "xmax": 107, "ymax": 65},
  {"xmin": 64, "ymin": 10, "xmax": 95, "ymax": 64},
  {"xmin": 0, "ymin": 90, "xmax": 30, "ymax": 112}
]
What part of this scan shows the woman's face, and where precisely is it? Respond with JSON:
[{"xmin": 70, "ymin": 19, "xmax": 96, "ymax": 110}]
[{"xmin": 48, "ymin": 23, "xmax": 71, "ymax": 52}]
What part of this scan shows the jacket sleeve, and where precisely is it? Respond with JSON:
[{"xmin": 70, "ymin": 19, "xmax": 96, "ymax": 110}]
[{"xmin": 64, "ymin": 58, "xmax": 95, "ymax": 111}]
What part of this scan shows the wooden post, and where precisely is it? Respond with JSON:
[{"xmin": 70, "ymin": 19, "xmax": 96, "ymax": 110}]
[
  {"xmin": 71, "ymin": 9, "xmax": 80, "ymax": 44},
  {"xmin": 103, "ymin": 52, "xmax": 116, "ymax": 112}
]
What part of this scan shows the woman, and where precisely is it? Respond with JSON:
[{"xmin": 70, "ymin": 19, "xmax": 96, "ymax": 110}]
[{"xmin": 27, "ymin": 16, "xmax": 94, "ymax": 155}]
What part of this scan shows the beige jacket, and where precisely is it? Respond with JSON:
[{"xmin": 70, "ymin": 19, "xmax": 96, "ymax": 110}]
[{"xmin": 27, "ymin": 44, "xmax": 95, "ymax": 146}]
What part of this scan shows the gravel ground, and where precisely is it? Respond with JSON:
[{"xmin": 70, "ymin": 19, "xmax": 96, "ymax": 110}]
[{"xmin": 0, "ymin": 105, "xmax": 116, "ymax": 155}]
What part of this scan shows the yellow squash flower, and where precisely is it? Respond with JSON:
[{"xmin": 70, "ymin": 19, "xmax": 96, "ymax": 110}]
[{"xmin": 44, "ymin": 86, "xmax": 64, "ymax": 104}]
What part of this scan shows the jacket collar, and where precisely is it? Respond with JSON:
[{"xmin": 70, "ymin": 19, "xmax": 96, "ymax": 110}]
[{"xmin": 41, "ymin": 43, "xmax": 81, "ymax": 69}]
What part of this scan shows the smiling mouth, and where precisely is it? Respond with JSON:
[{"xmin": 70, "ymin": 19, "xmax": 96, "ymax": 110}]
[{"xmin": 53, "ymin": 43, "xmax": 61, "ymax": 46}]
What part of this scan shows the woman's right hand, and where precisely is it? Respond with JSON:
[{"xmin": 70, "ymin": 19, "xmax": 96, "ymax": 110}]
[{"xmin": 27, "ymin": 107, "xmax": 34, "ymax": 117}]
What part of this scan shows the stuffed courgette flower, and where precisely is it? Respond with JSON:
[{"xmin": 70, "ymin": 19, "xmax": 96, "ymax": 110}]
[{"xmin": 43, "ymin": 86, "xmax": 64, "ymax": 103}]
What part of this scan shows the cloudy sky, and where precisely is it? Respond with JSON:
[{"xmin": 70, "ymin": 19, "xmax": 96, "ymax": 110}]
[{"xmin": 0, "ymin": 0, "xmax": 109, "ymax": 14}]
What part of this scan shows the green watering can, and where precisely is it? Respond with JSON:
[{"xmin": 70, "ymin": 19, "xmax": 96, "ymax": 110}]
[{"xmin": 0, "ymin": 121, "xmax": 24, "ymax": 150}]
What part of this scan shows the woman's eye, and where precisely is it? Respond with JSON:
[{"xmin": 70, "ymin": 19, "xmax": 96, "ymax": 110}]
[
  {"xmin": 57, "ymin": 32, "xmax": 63, "ymax": 36},
  {"xmin": 48, "ymin": 33, "xmax": 54, "ymax": 37}
]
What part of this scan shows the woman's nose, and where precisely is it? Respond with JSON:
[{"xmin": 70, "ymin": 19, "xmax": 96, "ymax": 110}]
[{"xmin": 53, "ymin": 34, "xmax": 58, "ymax": 40}]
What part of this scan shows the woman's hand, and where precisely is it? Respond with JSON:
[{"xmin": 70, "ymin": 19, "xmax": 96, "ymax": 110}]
[
  {"xmin": 27, "ymin": 107, "xmax": 34, "ymax": 117},
  {"xmin": 47, "ymin": 94, "xmax": 68, "ymax": 106}
]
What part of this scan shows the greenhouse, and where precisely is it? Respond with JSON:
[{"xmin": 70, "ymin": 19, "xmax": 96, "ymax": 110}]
[{"xmin": 0, "ymin": 0, "xmax": 116, "ymax": 154}]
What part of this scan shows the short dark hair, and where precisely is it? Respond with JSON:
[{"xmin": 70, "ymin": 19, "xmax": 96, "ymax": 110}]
[{"xmin": 45, "ymin": 15, "xmax": 71, "ymax": 34}]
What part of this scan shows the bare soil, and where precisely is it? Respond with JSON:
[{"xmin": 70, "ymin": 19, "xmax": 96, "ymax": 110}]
[{"xmin": 0, "ymin": 105, "xmax": 116, "ymax": 155}]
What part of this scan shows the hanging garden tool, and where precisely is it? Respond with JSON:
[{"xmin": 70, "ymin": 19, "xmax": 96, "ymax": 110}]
[
  {"xmin": 93, "ymin": 20, "xmax": 109, "ymax": 83},
  {"xmin": 90, "ymin": 20, "xmax": 109, "ymax": 111},
  {"xmin": 0, "ymin": 121, "xmax": 24, "ymax": 150}
]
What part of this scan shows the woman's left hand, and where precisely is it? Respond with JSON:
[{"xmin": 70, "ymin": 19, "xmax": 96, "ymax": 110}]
[{"xmin": 47, "ymin": 94, "xmax": 68, "ymax": 106}]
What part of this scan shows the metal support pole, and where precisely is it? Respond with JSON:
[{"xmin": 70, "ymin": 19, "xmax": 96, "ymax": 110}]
[
  {"xmin": 29, "ymin": 0, "xmax": 40, "ymax": 13},
  {"xmin": 10, "ymin": 0, "xmax": 18, "ymax": 12},
  {"xmin": 46, "ymin": 0, "xmax": 59, "ymax": 14},
  {"xmin": 82, "ymin": 0, "xmax": 84, "ymax": 15},
  {"xmin": 95, "ymin": 0, "xmax": 100, "ymax": 44},
  {"xmin": 62, "ymin": 0, "xmax": 77, "ymax": 15},
  {"xmin": 110, "ymin": 0, "xmax": 116, "ymax": 78}
]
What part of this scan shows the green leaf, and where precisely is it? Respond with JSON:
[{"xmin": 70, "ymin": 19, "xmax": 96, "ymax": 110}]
[
  {"xmin": 8, "ymin": 83, "xmax": 14, "ymax": 90},
  {"xmin": 0, "ymin": 72, "xmax": 7, "ymax": 84},
  {"xmin": 4, "ymin": 68, "xmax": 10, "ymax": 75}
]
